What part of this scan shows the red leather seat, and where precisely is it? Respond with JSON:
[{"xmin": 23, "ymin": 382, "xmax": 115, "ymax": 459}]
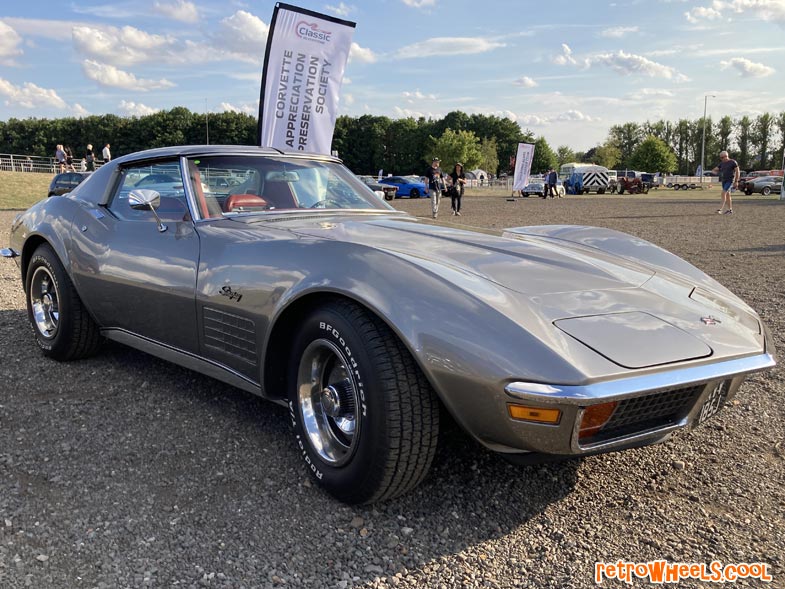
[{"xmin": 223, "ymin": 193, "xmax": 270, "ymax": 212}]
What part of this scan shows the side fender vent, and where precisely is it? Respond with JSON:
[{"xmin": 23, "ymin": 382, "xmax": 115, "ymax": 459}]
[{"xmin": 203, "ymin": 307, "xmax": 257, "ymax": 365}]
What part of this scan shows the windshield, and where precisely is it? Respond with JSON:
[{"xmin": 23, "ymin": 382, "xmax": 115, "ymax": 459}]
[{"xmin": 187, "ymin": 155, "xmax": 394, "ymax": 218}]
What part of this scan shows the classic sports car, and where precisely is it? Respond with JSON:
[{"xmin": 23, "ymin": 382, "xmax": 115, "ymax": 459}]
[{"xmin": 3, "ymin": 146, "xmax": 776, "ymax": 505}]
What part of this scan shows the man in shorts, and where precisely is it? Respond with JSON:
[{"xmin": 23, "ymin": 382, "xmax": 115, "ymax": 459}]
[{"xmin": 712, "ymin": 150, "xmax": 739, "ymax": 215}]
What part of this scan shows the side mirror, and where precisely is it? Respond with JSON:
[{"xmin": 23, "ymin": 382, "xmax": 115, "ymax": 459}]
[
  {"xmin": 128, "ymin": 188, "xmax": 161, "ymax": 210},
  {"xmin": 127, "ymin": 189, "xmax": 167, "ymax": 232}
]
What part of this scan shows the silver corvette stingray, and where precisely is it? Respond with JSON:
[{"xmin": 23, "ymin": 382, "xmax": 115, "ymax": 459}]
[{"xmin": 3, "ymin": 146, "xmax": 776, "ymax": 504}]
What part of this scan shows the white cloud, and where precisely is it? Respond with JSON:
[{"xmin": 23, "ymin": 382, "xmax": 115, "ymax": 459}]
[
  {"xmin": 118, "ymin": 100, "xmax": 159, "ymax": 116},
  {"xmin": 2, "ymin": 17, "xmax": 81, "ymax": 41},
  {"xmin": 517, "ymin": 114, "xmax": 548, "ymax": 126},
  {"xmin": 688, "ymin": 0, "xmax": 785, "ymax": 25},
  {"xmin": 393, "ymin": 105, "xmax": 427, "ymax": 118},
  {"xmin": 555, "ymin": 109, "xmax": 596, "ymax": 122},
  {"xmin": 401, "ymin": 0, "xmax": 437, "ymax": 8},
  {"xmin": 637, "ymin": 88, "xmax": 675, "ymax": 97},
  {"xmin": 685, "ymin": 6, "xmax": 723, "ymax": 22},
  {"xmin": 393, "ymin": 37, "xmax": 504, "ymax": 59},
  {"xmin": 72, "ymin": 103, "xmax": 89, "ymax": 117},
  {"xmin": 0, "ymin": 20, "xmax": 23, "ymax": 64},
  {"xmin": 587, "ymin": 50, "xmax": 688, "ymax": 80},
  {"xmin": 402, "ymin": 89, "xmax": 436, "ymax": 102},
  {"xmin": 0, "ymin": 77, "xmax": 68, "ymax": 109},
  {"xmin": 325, "ymin": 2, "xmax": 354, "ymax": 16},
  {"xmin": 81, "ymin": 60, "xmax": 176, "ymax": 90},
  {"xmin": 215, "ymin": 10, "xmax": 269, "ymax": 56},
  {"xmin": 218, "ymin": 101, "xmax": 257, "ymax": 115},
  {"xmin": 600, "ymin": 26, "xmax": 639, "ymax": 37},
  {"xmin": 72, "ymin": 24, "xmax": 172, "ymax": 67},
  {"xmin": 553, "ymin": 43, "xmax": 578, "ymax": 66},
  {"xmin": 153, "ymin": 0, "xmax": 199, "ymax": 24},
  {"xmin": 722, "ymin": 56, "xmax": 775, "ymax": 77},
  {"xmin": 513, "ymin": 76, "xmax": 538, "ymax": 88},
  {"xmin": 342, "ymin": 93, "xmax": 355, "ymax": 106},
  {"xmin": 349, "ymin": 42, "xmax": 377, "ymax": 63}
]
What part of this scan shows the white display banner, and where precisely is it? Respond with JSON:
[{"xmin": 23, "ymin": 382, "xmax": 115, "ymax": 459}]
[
  {"xmin": 258, "ymin": 3, "xmax": 355, "ymax": 154},
  {"xmin": 512, "ymin": 143, "xmax": 535, "ymax": 191}
]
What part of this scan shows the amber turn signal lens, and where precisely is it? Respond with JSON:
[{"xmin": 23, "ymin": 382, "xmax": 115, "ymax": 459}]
[
  {"xmin": 507, "ymin": 404, "xmax": 562, "ymax": 424},
  {"xmin": 579, "ymin": 401, "xmax": 618, "ymax": 439}
]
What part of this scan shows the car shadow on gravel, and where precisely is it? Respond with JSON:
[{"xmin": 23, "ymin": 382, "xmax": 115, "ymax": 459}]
[{"xmin": 1, "ymin": 310, "xmax": 581, "ymax": 586}]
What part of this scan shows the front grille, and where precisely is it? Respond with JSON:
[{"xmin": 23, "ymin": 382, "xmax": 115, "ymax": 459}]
[{"xmin": 586, "ymin": 384, "xmax": 705, "ymax": 444}]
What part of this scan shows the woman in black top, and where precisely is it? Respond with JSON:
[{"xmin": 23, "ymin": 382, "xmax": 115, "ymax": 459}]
[{"xmin": 449, "ymin": 162, "xmax": 466, "ymax": 215}]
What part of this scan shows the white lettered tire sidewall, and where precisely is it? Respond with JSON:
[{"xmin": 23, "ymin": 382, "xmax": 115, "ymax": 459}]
[{"xmin": 288, "ymin": 304, "xmax": 396, "ymax": 503}]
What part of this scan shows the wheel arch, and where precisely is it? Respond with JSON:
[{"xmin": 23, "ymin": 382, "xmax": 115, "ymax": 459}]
[
  {"xmin": 262, "ymin": 291, "xmax": 437, "ymax": 406},
  {"xmin": 21, "ymin": 235, "xmax": 55, "ymax": 285}
]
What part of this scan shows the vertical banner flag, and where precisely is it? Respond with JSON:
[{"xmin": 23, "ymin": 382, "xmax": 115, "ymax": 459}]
[
  {"xmin": 258, "ymin": 3, "xmax": 356, "ymax": 154},
  {"xmin": 512, "ymin": 143, "xmax": 535, "ymax": 192}
]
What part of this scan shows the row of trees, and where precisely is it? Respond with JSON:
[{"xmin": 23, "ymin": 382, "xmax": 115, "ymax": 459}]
[
  {"xmin": 2, "ymin": 107, "xmax": 783, "ymax": 176},
  {"xmin": 564, "ymin": 112, "xmax": 785, "ymax": 175}
]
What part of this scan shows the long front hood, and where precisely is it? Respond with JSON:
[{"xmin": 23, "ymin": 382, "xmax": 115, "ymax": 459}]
[{"xmin": 276, "ymin": 214, "xmax": 656, "ymax": 296}]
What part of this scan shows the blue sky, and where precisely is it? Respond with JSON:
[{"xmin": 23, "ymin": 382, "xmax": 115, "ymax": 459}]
[{"xmin": 1, "ymin": 0, "xmax": 784, "ymax": 150}]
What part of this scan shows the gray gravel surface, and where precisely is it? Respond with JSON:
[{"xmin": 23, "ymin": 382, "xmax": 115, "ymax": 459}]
[{"xmin": 1, "ymin": 194, "xmax": 783, "ymax": 588}]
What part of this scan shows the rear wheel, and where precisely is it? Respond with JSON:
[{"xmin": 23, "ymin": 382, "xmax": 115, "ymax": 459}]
[
  {"xmin": 25, "ymin": 244, "xmax": 101, "ymax": 360},
  {"xmin": 409, "ymin": 188, "xmax": 420, "ymax": 198},
  {"xmin": 288, "ymin": 300, "xmax": 439, "ymax": 504}
]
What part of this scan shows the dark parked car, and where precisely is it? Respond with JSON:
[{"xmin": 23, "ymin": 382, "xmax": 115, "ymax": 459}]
[
  {"xmin": 743, "ymin": 176, "xmax": 783, "ymax": 196},
  {"xmin": 48, "ymin": 172, "xmax": 90, "ymax": 197},
  {"xmin": 3, "ymin": 145, "xmax": 775, "ymax": 504},
  {"xmin": 356, "ymin": 175, "xmax": 397, "ymax": 201},
  {"xmin": 378, "ymin": 175, "xmax": 428, "ymax": 198}
]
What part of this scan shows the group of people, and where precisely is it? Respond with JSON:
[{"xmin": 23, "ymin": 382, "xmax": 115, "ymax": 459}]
[
  {"xmin": 55, "ymin": 143, "xmax": 111, "ymax": 173},
  {"xmin": 425, "ymin": 157, "xmax": 466, "ymax": 219}
]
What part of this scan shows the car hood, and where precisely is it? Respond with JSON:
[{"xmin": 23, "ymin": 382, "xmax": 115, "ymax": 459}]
[{"xmin": 271, "ymin": 214, "xmax": 655, "ymax": 296}]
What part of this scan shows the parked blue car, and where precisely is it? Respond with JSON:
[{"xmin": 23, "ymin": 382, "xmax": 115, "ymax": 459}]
[{"xmin": 378, "ymin": 176, "xmax": 428, "ymax": 198}]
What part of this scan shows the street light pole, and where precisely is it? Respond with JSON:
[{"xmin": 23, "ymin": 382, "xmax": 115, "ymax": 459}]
[
  {"xmin": 700, "ymin": 94, "xmax": 716, "ymax": 187},
  {"xmin": 205, "ymin": 99, "xmax": 210, "ymax": 145}
]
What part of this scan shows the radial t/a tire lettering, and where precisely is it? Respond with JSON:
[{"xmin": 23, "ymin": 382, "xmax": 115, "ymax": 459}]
[
  {"xmin": 288, "ymin": 299, "xmax": 439, "ymax": 504},
  {"xmin": 25, "ymin": 244, "xmax": 101, "ymax": 361}
]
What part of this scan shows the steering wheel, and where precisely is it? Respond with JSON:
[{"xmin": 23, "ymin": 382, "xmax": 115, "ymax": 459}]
[{"xmin": 309, "ymin": 197, "xmax": 344, "ymax": 209}]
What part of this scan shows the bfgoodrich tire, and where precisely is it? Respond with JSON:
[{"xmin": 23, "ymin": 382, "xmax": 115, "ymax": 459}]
[
  {"xmin": 288, "ymin": 299, "xmax": 439, "ymax": 504},
  {"xmin": 25, "ymin": 244, "xmax": 101, "ymax": 361}
]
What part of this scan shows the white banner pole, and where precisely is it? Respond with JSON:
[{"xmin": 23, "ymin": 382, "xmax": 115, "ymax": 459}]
[{"xmin": 258, "ymin": 3, "xmax": 356, "ymax": 154}]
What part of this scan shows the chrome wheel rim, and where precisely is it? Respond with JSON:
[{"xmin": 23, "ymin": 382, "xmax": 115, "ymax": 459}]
[
  {"xmin": 30, "ymin": 266, "xmax": 60, "ymax": 339},
  {"xmin": 297, "ymin": 339, "xmax": 361, "ymax": 466}
]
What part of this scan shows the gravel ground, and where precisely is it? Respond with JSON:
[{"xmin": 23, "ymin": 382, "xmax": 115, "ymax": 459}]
[{"xmin": 0, "ymin": 194, "xmax": 783, "ymax": 588}]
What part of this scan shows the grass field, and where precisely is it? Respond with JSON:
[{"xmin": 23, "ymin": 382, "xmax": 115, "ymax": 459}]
[{"xmin": 0, "ymin": 170, "xmax": 52, "ymax": 210}]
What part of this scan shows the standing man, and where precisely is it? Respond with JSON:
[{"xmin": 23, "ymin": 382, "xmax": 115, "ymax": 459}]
[
  {"xmin": 426, "ymin": 157, "xmax": 444, "ymax": 219},
  {"xmin": 549, "ymin": 168, "xmax": 560, "ymax": 198},
  {"xmin": 102, "ymin": 143, "xmax": 111, "ymax": 162},
  {"xmin": 85, "ymin": 144, "xmax": 95, "ymax": 171},
  {"xmin": 712, "ymin": 150, "xmax": 739, "ymax": 215}
]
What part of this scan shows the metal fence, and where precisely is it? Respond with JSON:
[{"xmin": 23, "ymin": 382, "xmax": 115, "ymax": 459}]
[{"xmin": 0, "ymin": 153, "xmax": 104, "ymax": 174}]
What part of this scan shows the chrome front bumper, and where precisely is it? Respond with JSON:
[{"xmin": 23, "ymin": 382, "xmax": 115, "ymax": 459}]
[{"xmin": 502, "ymin": 352, "xmax": 776, "ymax": 456}]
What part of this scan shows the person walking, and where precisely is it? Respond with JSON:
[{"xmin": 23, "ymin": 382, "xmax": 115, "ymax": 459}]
[
  {"xmin": 102, "ymin": 143, "xmax": 111, "ymax": 162},
  {"xmin": 85, "ymin": 144, "xmax": 95, "ymax": 171},
  {"xmin": 712, "ymin": 150, "xmax": 739, "ymax": 214},
  {"xmin": 55, "ymin": 144, "xmax": 66, "ymax": 173},
  {"xmin": 426, "ymin": 157, "xmax": 444, "ymax": 219},
  {"xmin": 65, "ymin": 147, "xmax": 76, "ymax": 172},
  {"xmin": 450, "ymin": 162, "xmax": 466, "ymax": 215}
]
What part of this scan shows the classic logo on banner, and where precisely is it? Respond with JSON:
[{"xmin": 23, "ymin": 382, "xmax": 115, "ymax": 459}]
[
  {"xmin": 513, "ymin": 143, "xmax": 535, "ymax": 191},
  {"xmin": 258, "ymin": 3, "xmax": 356, "ymax": 154}
]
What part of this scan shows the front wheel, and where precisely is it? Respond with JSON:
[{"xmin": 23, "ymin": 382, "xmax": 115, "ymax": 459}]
[
  {"xmin": 288, "ymin": 300, "xmax": 439, "ymax": 504},
  {"xmin": 25, "ymin": 244, "xmax": 101, "ymax": 360},
  {"xmin": 762, "ymin": 186, "xmax": 771, "ymax": 196},
  {"xmin": 409, "ymin": 188, "xmax": 420, "ymax": 198}
]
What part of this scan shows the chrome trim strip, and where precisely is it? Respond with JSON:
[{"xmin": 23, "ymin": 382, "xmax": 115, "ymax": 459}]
[
  {"xmin": 0, "ymin": 248, "xmax": 19, "ymax": 258},
  {"xmin": 102, "ymin": 328, "xmax": 272, "ymax": 401},
  {"xmin": 504, "ymin": 352, "xmax": 775, "ymax": 405},
  {"xmin": 179, "ymin": 156, "xmax": 202, "ymax": 222}
]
